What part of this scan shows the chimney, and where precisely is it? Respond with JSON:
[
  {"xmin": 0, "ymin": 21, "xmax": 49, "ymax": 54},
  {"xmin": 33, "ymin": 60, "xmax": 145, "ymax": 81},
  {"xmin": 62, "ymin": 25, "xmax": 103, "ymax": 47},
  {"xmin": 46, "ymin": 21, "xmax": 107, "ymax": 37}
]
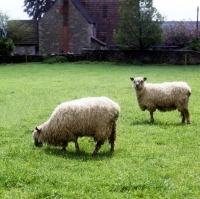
[{"xmin": 45, "ymin": 0, "xmax": 51, "ymax": 12}]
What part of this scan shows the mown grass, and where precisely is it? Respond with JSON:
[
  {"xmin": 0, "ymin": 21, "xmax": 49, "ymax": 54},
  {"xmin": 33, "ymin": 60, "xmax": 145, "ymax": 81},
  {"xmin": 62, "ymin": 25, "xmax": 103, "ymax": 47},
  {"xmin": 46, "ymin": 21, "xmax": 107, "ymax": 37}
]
[{"xmin": 0, "ymin": 61, "xmax": 200, "ymax": 198}]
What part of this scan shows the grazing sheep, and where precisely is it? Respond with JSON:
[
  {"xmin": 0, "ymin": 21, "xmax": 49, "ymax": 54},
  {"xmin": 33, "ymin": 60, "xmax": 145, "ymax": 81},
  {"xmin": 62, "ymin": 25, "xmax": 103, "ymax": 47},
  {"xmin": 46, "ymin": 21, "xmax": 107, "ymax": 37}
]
[
  {"xmin": 32, "ymin": 97, "xmax": 120, "ymax": 155},
  {"xmin": 130, "ymin": 77, "xmax": 191, "ymax": 124}
]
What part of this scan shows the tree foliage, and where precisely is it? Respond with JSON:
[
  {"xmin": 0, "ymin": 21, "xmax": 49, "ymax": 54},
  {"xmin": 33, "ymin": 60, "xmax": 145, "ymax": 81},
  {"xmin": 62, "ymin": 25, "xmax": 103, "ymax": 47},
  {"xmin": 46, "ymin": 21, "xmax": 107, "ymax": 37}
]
[
  {"xmin": 7, "ymin": 21, "xmax": 34, "ymax": 45},
  {"xmin": 23, "ymin": 0, "xmax": 56, "ymax": 20},
  {"xmin": 114, "ymin": 0, "xmax": 164, "ymax": 50},
  {"xmin": 0, "ymin": 10, "xmax": 10, "ymax": 38},
  {"xmin": 0, "ymin": 11, "xmax": 14, "ymax": 55},
  {"xmin": 163, "ymin": 21, "xmax": 200, "ymax": 48}
]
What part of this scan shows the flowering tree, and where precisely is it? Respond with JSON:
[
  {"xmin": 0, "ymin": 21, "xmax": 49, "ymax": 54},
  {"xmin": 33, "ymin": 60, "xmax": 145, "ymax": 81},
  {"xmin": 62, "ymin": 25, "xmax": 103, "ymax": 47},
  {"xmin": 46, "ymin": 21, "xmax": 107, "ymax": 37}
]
[{"xmin": 163, "ymin": 21, "xmax": 200, "ymax": 48}]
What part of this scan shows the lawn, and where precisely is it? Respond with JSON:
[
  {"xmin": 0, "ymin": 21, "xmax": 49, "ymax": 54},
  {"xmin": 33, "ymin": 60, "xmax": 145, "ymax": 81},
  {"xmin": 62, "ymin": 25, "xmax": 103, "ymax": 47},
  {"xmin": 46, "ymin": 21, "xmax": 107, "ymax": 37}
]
[{"xmin": 0, "ymin": 61, "xmax": 200, "ymax": 198}]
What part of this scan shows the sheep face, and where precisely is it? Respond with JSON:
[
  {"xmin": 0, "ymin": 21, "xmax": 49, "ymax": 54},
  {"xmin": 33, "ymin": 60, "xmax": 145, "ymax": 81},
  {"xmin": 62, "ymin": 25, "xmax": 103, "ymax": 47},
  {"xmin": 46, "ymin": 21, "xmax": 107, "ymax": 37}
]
[
  {"xmin": 32, "ymin": 127, "xmax": 43, "ymax": 147},
  {"xmin": 130, "ymin": 77, "xmax": 147, "ymax": 91}
]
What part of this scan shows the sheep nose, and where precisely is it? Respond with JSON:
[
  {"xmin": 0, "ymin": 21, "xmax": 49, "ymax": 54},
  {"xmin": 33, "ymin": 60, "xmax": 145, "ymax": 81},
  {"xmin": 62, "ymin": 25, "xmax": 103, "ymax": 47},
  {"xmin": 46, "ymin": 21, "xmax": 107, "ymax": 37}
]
[
  {"xmin": 34, "ymin": 140, "xmax": 43, "ymax": 147},
  {"xmin": 135, "ymin": 82, "xmax": 140, "ymax": 87}
]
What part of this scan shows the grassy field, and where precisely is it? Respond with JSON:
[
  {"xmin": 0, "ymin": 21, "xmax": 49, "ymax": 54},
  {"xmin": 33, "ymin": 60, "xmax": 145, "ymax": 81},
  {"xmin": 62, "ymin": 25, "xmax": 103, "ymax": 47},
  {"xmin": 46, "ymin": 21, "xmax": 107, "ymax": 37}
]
[{"xmin": 0, "ymin": 61, "xmax": 200, "ymax": 198}]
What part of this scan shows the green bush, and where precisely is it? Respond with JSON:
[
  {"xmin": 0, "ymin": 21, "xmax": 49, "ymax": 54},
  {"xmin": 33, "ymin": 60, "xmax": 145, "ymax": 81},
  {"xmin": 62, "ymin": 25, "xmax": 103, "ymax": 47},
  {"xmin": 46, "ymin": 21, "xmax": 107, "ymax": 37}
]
[
  {"xmin": 187, "ymin": 37, "xmax": 200, "ymax": 52},
  {"xmin": 42, "ymin": 55, "xmax": 68, "ymax": 64},
  {"xmin": 0, "ymin": 38, "xmax": 15, "ymax": 55}
]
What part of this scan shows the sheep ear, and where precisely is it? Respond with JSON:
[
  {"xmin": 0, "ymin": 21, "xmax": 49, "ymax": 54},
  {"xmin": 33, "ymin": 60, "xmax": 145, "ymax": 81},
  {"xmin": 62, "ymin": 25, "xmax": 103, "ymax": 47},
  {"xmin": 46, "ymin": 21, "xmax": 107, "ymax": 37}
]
[
  {"xmin": 130, "ymin": 77, "xmax": 134, "ymax": 81},
  {"xmin": 144, "ymin": 77, "xmax": 147, "ymax": 81},
  {"xmin": 35, "ymin": 127, "xmax": 41, "ymax": 133}
]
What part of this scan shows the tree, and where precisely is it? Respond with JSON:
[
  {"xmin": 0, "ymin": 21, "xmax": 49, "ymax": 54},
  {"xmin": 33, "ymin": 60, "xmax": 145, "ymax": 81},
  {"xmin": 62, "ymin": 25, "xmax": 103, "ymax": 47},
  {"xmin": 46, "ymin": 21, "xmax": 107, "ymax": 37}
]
[
  {"xmin": 163, "ymin": 21, "xmax": 200, "ymax": 48},
  {"xmin": 0, "ymin": 11, "xmax": 14, "ymax": 55},
  {"xmin": 113, "ymin": 0, "xmax": 164, "ymax": 50},
  {"xmin": 0, "ymin": 10, "xmax": 10, "ymax": 38},
  {"xmin": 7, "ymin": 21, "xmax": 34, "ymax": 45},
  {"xmin": 23, "ymin": 0, "xmax": 56, "ymax": 20}
]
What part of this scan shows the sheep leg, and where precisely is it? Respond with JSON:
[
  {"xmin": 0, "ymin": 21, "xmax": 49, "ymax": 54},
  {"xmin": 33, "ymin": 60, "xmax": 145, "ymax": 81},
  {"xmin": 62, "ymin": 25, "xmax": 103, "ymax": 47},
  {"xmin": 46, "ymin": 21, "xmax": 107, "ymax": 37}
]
[
  {"xmin": 181, "ymin": 112, "xmax": 185, "ymax": 123},
  {"xmin": 75, "ymin": 140, "xmax": 80, "ymax": 153},
  {"xmin": 186, "ymin": 110, "xmax": 190, "ymax": 124},
  {"xmin": 62, "ymin": 142, "xmax": 68, "ymax": 150},
  {"xmin": 109, "ymin": 122, "xmax": 116, "ymax": 152},
  {"xmin": 92, "ymin": 141, "xmax": 103, "ymax": 155},
  {"xmin": 110, "ymin": 139, "xmax": 115, "ymax": 153},
  {"xmin": 182, "ymin": 109, "xmax": 190, "ymax": 124},
  {"xmin": 150, "ymin": 112, "xmax": 154, "ymax": 123}
]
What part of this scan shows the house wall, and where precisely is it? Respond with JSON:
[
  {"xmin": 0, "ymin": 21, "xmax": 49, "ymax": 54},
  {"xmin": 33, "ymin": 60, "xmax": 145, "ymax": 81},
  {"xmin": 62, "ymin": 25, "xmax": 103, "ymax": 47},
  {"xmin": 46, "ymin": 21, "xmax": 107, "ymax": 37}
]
[
  {"xmin": 12, "ymin": 46, "xmax": 37, "ymax": 55},
  {"xmin": 39, "ymin": 0, "xmax": 93, "ymax": 54},
  {"xmin": 39, "ymin": 0, "xmax": 64, "ymax": 54},
  {"xmin": 68, "ymin": 0, "xmax": 94, "ymax": 53},
  {"xmin": 79, "ymin": 0, "xmax": 120, "ymax": 45}
]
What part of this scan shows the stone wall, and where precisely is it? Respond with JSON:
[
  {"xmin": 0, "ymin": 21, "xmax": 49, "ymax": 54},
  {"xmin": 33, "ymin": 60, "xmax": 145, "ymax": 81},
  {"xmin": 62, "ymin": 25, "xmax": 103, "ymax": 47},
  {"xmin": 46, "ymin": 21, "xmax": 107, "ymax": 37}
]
[
  {"xmin": 39, "ymin": 0, "xmax": 64, "ymax": 54},
  {"xmin": 81, "ymin": 50, "xmax": 200, "ymax": 65},
  {"xmin": 12, "ymin": 46, "xmax": 37, "ymax": 55},
  {"xmin": 0, "ymin": 55, "xmax": 43, "ymax": 63},
  {"xmin": 2, "ymin": 50, "xmax": 200, "ymax": 65},
  {"xmin": 38, "ymin": 0, "xmax": 93, "ymax": 54},
  {"xmin": 68, "ymin": 1, "xmax": 93, "ymax": 54}
]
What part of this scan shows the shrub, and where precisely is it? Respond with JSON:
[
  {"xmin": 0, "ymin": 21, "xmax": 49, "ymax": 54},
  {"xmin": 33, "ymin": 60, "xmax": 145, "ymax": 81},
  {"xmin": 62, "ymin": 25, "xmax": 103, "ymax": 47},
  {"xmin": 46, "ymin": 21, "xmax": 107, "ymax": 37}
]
[
  {"xmin": 187, "ymin": 37, "xmax": 200, "ymax": 52},
  {"xmin": 42, "ymin": 55, "xmax": 68, "ymax": 64},
  {"xmin": 0, "ymin": 38, "xmax": 15, "ymax": 55}
]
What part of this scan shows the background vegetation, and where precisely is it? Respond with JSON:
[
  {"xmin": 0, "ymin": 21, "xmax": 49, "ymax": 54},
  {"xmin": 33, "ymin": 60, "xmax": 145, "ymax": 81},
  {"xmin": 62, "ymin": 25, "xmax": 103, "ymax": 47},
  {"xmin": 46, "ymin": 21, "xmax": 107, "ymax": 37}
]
[
  {"xmin": 23, "ymin": 0, "xmax": 56, "ymax": 20},
  {"xmin": 0, "ymin": 38, "xmax": 14, "ymax": 55},
  {"xmin": 114, "ymin": 0, "xmax": 164, "ymax": 50},
  {"xmin": 0, "ymin": 62, "xmax": 199, "ymax": 198}
]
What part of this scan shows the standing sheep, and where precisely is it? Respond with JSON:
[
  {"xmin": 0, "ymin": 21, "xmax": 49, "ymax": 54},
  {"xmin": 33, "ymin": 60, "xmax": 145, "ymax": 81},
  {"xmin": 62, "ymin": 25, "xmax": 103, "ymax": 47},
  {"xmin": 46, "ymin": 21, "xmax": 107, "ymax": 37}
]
[
  {"xmin": 130, "ymin": 77, "xmax": 191, "ymax": 124},
  {"xmin": 32, "ymin": 97, "xmax": 120, "ymax": 155}
]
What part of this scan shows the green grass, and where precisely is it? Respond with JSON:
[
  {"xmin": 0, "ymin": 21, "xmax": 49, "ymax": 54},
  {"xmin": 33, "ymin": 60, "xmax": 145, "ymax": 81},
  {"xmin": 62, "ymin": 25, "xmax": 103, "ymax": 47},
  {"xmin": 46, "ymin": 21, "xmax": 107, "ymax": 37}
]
[{"xmin": 0, "ymin": 62, "xmax": 200, "ymax": 198}]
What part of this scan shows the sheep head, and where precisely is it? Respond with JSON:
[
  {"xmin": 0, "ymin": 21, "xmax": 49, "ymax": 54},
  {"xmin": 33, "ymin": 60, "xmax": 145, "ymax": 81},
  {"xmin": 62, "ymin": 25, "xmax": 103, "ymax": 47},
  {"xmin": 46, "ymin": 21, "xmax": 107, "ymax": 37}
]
[
  {"xmin": 130, "ymin": 77, "xmax": 147, "ymax": 91},
  {"xmin": 32, "ymin": 127, "xmax": 43, "ymax": 147}
]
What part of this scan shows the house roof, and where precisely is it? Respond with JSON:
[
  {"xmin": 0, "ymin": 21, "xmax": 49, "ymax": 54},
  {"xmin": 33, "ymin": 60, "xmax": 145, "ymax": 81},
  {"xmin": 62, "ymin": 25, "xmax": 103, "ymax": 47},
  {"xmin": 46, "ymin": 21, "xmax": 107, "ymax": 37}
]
[
  {"xmin": 20, "ymin": 20, "xmax": 38, "ymax": 45},
  {"xmin": 71, "ymin": 0, "xmax": 95, "ymax": 24},
  {"xmin": 91, "ymin": 36, "xmax": 107, "ymax": 46},
  {"xmin": 162, "ymin": 21, "xmax": 199, "ymax": 29}
]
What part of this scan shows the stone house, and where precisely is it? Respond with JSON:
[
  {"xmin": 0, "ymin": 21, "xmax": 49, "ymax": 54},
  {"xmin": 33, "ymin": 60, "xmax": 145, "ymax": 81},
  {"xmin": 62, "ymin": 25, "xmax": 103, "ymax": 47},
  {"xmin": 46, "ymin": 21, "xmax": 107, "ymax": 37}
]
[
  {"xmin": 39, "ymin": 0, "xmax": 120, "ymax": 54},
  {"xmin": 8, "ymin": 0, "xmax": 120, "ymax": 55}
]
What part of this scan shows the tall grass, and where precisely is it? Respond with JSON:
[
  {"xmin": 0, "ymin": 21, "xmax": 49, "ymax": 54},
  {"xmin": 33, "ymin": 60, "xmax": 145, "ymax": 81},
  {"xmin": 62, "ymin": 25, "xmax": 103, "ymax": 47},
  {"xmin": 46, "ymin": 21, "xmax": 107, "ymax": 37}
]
[{"xmin": 0, "ymin": 62, "xmax": 200, "ymax": 198}]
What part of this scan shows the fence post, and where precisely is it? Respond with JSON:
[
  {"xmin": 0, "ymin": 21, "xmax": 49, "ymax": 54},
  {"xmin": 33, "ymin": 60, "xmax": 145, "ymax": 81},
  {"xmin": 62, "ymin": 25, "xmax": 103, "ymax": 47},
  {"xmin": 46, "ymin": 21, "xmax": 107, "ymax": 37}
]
[{"xmin": 184, "ymin": 53, "xmax": 187, "ymax": 65}]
